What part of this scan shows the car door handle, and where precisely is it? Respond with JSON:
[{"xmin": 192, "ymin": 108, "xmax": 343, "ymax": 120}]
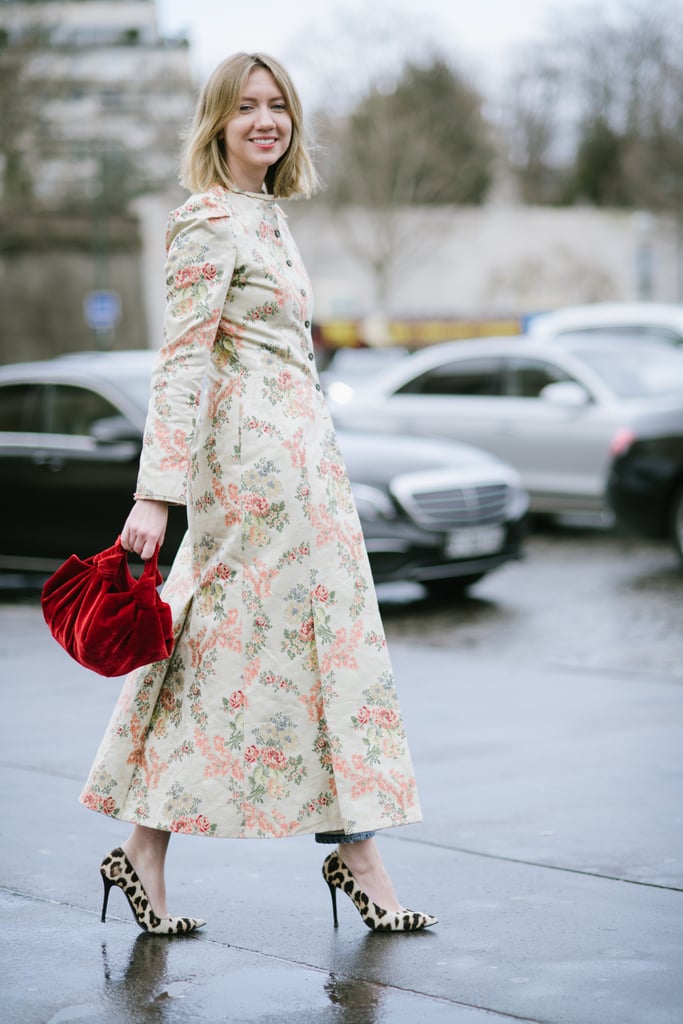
[{"xmin": 32, "ymin": 451, "xmax": 64, "ymax": 471}]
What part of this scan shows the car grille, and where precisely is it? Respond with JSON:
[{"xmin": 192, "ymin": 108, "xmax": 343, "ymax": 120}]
[{"xmin": 397, "ymin": 483, "xmax": 509, "ymax": 530}]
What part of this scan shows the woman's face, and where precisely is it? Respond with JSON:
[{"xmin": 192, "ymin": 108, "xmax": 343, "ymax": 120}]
[{"xmin": 223, "ymin": 68, "xmax": 293, "ymax": 192}]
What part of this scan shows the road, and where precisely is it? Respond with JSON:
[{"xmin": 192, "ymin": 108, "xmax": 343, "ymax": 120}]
[
  {"xmin": 380, "ymin": 521, "xmax": 683, "ymax": 682},
  {"xmin": 1, "ymin": 526, "xmax": 682, "ymax": 1024}
]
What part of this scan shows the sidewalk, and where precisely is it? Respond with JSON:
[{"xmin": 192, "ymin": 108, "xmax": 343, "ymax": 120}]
[{"xmin": 1, "ymin": 601, "xmax": 682, "ymax": 1023}]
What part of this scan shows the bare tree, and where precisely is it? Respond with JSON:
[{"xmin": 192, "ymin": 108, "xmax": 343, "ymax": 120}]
[
  {"xmin": 314, "ymin": 56, "xmax": 494, "ymax": 309},
  {"xmin": 502, "ymin": 54, "xmax": 565, "ymax": 204},
  {"xmin": 501, "ymin": 0, "xmax": 683, "ymax": 215}
]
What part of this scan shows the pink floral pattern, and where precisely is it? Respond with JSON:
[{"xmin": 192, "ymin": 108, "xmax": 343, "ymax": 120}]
[{"xmin": 80, "ymin": 186, "xmax": 422, "ymax": 838}]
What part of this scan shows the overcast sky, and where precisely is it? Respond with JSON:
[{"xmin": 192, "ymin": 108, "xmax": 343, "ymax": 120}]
[{"xmin": 155, "ymin": 0, "xmax": 623, "ymax": 108}]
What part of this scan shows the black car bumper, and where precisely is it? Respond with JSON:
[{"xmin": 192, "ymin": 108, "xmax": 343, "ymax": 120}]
[
  {"xmin": 608, "ymin": 441, "xmax": 682, "ymax": 539},
  {"xmin": 363, "ymin": 518, "xmax": 527, "ymax": 585}
]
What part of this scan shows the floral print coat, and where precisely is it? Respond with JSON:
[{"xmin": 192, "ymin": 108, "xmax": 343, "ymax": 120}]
[{"xmin": 81, "ymin": 185, "xmax": 422, "ymax": 838}]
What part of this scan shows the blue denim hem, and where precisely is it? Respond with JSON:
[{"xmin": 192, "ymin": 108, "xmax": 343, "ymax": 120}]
[{"xmin": 314, "ymin": 830, "xmax": 375, "ymax": 844}]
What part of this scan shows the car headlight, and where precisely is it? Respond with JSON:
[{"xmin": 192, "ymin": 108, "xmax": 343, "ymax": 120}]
[
  {"xmin": 506, "ymin": 482, "xmax": 530, "ymax": 519},
  {"xmin": 351, "ymin": 483, "xmax": 397, "ymax": 521},
  {"xmin": 327, "ymin": 381, "xmax": 355, "ymax": 404}
]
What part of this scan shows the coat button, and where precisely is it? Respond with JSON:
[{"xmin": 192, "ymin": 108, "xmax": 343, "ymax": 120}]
[
  {"xmin": 308, "ymin": 352, "xmax": 314, "ymax": 361},
  {"xmin": 286, "ymin": 259, "xmax": 293, "ymax": 267},
  {"xmin": 315, "ymin": 383, "xmax": 321, "ymax": 391},
  {"xmin": 304, "ymin": 320, "xmax": 310, "ymax": 328},
  {"xmin": 274, "ymin": 229, "xmax": 280, "ymax": 237}
]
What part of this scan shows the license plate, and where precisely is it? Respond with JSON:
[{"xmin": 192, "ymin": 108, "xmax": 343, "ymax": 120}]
[{"xmin": 445, "ymin": 525, "xmax": 504, "ymax": 558}]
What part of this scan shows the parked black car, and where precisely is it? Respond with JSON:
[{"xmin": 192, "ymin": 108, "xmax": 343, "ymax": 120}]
[
  {"xmin": 607, "ymin": 412, "xmax": 683, "ymax": 562},
  {"xmin": 0, "ymin": 351, "xmax": 528, "ymax": 592}
]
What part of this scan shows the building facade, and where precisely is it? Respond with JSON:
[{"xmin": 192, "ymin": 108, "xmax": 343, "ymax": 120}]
[{"xmin": 1, "ymin": 0, "xmax": 195, "ymax": 208}]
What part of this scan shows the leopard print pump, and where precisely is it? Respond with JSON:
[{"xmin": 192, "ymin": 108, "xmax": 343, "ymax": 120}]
[
  {"xmin": 99, "ymin": 847, "xmax": 205, "ymax": 935},
  {"xmin": 322, "ymin": 851, "xmax": 438, "ymax": 932}
]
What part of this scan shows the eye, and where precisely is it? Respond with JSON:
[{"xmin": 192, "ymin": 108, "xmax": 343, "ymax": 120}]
[
  {"xmin": 272, "ymin": 103, "xmax": 287, "ymax": 112},
  {"xmin": 239, "ymin": 103, "xmax": 253, "ymax": 112}
]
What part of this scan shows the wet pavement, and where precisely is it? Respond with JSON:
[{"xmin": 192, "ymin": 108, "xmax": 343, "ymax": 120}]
[{"xmin": 1, "ymin": 527, "xmax": 682, "ymax": 1023}]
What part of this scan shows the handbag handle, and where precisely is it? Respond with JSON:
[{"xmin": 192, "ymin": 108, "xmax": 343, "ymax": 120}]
[{"xmin": 92, "ymin": 538, "xmax": 163, "ymax": 602}]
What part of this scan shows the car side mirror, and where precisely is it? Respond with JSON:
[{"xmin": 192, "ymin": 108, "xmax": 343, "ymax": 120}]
[
  {"xmin": 91, "ymin": 416, "xmax": 141, "ymax": 446},
  {"xmin": 539, "ymin": 381, "xmax": 590, "ymax": 407}
]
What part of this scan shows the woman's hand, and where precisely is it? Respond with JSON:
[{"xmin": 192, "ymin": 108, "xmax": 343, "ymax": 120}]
[{"xmin": 120, "ymin": 499, "xmax": 169, "ymax": 560}]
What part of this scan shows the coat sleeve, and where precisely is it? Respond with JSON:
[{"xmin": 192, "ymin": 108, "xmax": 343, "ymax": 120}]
[{"xmin": 134, "ymin": 197, "xmax": 237, "ymax": 505}]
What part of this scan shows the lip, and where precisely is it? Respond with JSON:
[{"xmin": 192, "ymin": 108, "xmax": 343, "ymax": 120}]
[{"xmin": 250, "ymin": 136, "xmax": 278, "ymax": 147}]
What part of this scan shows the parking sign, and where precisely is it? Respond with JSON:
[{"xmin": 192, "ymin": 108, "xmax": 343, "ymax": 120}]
[{"xmin": 84, "ymin": 290, "xmax": 121, "ymax": 332}]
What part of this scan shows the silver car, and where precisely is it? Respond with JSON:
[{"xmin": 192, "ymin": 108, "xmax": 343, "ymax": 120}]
[
  {"xmin": 329, "ymin": 335, "xmax": 683, "ymax": 517},
  {"xmin": 527, "ymin": 302, "xmax": 683, "ymax": 347}
]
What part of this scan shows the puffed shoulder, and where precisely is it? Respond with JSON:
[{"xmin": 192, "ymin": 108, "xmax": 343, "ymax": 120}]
[{"xmin": 165, "ymin": 186, "xmax": 236, "ymax": 251}]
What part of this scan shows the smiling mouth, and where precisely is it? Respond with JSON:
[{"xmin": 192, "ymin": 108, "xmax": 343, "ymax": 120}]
[{"xmin": 251, "ymin": 137, "xmax": 278, "ymax": 147}]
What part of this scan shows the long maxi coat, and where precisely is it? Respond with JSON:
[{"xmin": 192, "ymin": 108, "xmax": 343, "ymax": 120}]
[{"xmin": 81, "ymin": 185, "xmax": 423, "ymax": 839}]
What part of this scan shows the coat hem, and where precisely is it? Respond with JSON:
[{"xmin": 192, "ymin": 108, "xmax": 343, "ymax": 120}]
[{"xmin": 79, "ymin": 795, "xmax": 422, "ymax": 839}]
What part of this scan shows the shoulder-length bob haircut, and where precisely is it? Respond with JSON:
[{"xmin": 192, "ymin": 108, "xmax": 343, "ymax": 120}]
[{"xmin": 180, "ymin": 52, "xmax": 320, "ymax": 199}]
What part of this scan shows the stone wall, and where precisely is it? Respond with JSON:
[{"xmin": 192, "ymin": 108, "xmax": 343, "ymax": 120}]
[{"xmin": 288, "ymin": 203, "xmax": 683, "ymax": 322}]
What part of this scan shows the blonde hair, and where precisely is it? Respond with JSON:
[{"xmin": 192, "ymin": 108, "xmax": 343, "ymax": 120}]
[{"xmin": 180, "ymin": 52, "xmax": 320, "ymax": 199}]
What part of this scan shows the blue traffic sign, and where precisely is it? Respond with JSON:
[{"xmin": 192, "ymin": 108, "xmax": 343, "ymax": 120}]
[{"xmin": 84, "ymin": 290, "xmax": 121, "ymax": 332}]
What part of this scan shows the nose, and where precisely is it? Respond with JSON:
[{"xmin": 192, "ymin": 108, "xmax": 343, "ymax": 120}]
[{"xmin": 255, "ymin": 105, "xmax": 275, "ymax": 128}]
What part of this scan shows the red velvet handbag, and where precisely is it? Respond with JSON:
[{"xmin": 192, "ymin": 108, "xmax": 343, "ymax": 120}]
[{"xmin": 41, "ymin": 538, "xmax": 174, "ymax": 677}]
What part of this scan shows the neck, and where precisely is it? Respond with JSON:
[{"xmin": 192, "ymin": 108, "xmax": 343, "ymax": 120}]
[{"xmin": 228, "ymin": 170, "xmax": 267, "ymax": 194}]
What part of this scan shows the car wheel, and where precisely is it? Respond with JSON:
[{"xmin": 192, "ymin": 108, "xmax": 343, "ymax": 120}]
[
  {"xmin": 424, "ymin": 574, "xmax": 485, "ymax": 600},
  {"xmin": 671, "ymin": 485, "xmax": 683, "ymax": 563}
]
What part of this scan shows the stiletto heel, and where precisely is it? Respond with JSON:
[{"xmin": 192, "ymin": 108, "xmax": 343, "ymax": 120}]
[
  {"xmin": 321, "ymin": 852, "xmax": 437, "ymax": 932},
  {"xmin": 99, "ymin": 847, "xmax": 205, "ymax": 935},
  {"xmin": 326, "ymin": 879, "xmax": 339, "ymax": 927},
  {"xmin": 100, "ymin": 874, "xmax": 114, "ymax": 923}
]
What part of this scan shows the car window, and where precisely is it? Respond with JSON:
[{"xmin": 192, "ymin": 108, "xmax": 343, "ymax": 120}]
[
  {"xmin": 507, "ymin": 358, "xmax": 572, "ymax": 398},
  {"xmin": 47, "ymin": 385, "xmax": 121, "ymax": 436},
  {"xmin": 395, "ymin": 357, "xmax": 503, "ymax": 396},
  {"xmin": 0, "ymin": 383, "xmax": 40, "ymax": 431}
]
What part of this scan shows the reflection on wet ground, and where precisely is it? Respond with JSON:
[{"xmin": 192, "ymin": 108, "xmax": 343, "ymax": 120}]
[
  {"xmin": 97, "ymin": 929, "xmax": 423, "ymax": 1024},
  {"xmin": 378, "ymin": 526, "xmax": 683, "ymax": 680},
  {"xmin": 101, "ymin": 935, "xmax": 178, "ymax": 1022}
]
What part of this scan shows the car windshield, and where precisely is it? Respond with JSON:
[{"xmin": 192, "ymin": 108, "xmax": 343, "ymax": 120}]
[{"xmin": 573, "ymin": 346, "xmax": 683, "ymax": 398}]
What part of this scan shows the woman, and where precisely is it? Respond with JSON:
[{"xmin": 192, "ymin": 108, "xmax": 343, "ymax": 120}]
[{"xmin": 82, "ymin": 52, "xmax": 437, "ymax": 934}]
